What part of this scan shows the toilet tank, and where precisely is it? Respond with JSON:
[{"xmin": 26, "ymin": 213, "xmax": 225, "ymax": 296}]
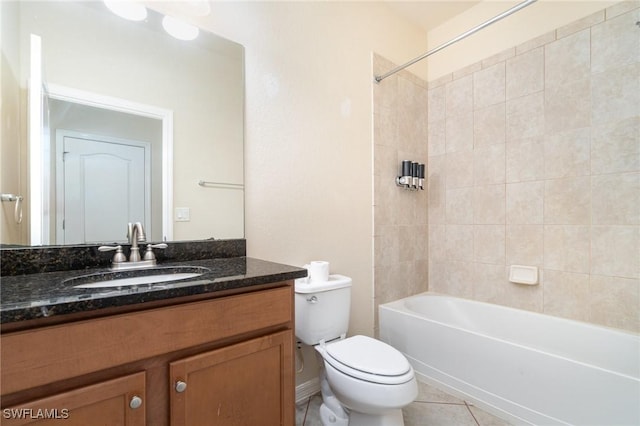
[{"xmin": 294, "ymin": 275, "xmax": 352, "ymax": 345}]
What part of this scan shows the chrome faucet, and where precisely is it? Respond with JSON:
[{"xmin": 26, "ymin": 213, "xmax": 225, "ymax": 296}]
[
  {"xmin": 127, "ymin": 222, "xmax": 147, "ymax": 262},
  {"xmin": 98, "ymin": 222, "xmax": 167, "ymax": 270}
]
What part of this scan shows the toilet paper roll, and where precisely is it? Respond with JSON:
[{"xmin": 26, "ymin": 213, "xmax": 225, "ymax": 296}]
[{"xmin": 304, "ymin": 261, "xmax": 330, "ymax": 283}]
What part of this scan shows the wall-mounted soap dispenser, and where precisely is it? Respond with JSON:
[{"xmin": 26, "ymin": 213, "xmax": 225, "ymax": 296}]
[{"xmin": 396, "ymin": 160, "xmax": 424, "ymax": 191}]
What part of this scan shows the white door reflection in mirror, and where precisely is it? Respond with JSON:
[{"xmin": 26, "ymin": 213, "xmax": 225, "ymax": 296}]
[{"xmin": 56, "ymin": 132, "xmax": 150, "ymax": 245}]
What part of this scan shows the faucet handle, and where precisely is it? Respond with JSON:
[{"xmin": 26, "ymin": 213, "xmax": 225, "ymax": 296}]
[
  {"xmin": 98, "ymin": 245, "xmax": 127, "ymax": 264},
  {"xmin": 143, "ymin": 243, "xmax": 168, "ymax": 261}
]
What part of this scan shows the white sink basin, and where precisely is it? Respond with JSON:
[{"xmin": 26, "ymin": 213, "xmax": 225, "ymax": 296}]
[{"xmin": 67, "ymin": 266, "xmax": 210, "ymax": 289}]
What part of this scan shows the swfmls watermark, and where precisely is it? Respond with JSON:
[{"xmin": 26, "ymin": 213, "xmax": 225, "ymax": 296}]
[{"xmin": 2, "ymin": 408, "xmax": 70, "ymax": 420}]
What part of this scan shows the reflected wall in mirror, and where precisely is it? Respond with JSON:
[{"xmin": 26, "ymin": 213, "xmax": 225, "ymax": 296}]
[{"xmin": 0, "ymin": 0, "xmax": 245, "ymax": 246}]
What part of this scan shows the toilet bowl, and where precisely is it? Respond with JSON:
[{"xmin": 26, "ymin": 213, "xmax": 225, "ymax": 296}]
[
  {"xmin": 316, "ymin": 335, "xmax": 418, "ymax": 426},
  {"xmin": 294, "ymin": 274, "xmax": 417, "ymax": 425}
]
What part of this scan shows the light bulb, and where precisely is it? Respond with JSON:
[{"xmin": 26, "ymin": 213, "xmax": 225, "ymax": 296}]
[
  {"xmin": 162, "ymin": 16, "xmax": 199, "ymax": 41},
  {"xmin": 103, "ymin": 0, "xmax": 147, "ymax": 22}
]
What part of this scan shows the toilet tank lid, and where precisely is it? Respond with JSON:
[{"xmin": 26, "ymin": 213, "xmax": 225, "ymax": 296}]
[{"xmin": 294, "ymin": 274, "xmax": 352, "ymax": 294}]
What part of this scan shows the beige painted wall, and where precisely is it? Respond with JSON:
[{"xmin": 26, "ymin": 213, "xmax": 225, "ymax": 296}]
[
  {"xmin": 426, "ymin": 0, "xmax": 618, "ymax": 81},
  {"xmin": 185, "ymin": 1, "xmax": 427, "ymax": 336},
  {"xmin": 157, "ymin": 1, "xmax": 427, "ymax": 386}
]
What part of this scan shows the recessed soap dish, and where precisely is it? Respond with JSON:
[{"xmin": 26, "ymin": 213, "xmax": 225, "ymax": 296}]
[{"xmin": 509, "ymin": 265, "xmax": 538, "ymax": 285}]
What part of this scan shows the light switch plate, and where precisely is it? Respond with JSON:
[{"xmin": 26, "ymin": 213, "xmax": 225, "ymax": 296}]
[{"xmin": 175, "ymin": 207, "xmax": 190, "ymax": 222}]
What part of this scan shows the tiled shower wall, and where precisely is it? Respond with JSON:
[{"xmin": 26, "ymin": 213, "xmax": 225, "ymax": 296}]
[
  {"xmin": 427, "ymin": 3, "xmax": 639, "ymax": 332},
  {"xmin": 372, "ymin": 54, "xmax": 428, "ymax": 331}
]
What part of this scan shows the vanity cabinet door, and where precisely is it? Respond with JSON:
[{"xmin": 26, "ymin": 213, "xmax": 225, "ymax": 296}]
[
  {"xmin": 2, "ymin": 372, "xmax": 145, "ymax": 426},
  {"xmin": 170, "ymin": 330, "xmax": 294, "ymax": 426}
]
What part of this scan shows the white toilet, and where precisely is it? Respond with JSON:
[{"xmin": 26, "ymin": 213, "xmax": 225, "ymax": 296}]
[{"xmin": 295, "ymin": 274, "xmax": 418, "ymax": 426}]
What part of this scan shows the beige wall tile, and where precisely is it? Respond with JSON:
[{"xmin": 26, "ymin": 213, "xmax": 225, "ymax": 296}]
[
  {"xmin": 591, "ymin": 225, "xmax": 640, "ymax": 278},
  {"xmin": 556, "ymin": 11, "xmax": 604, "ymax": 39},
  {"xmin": 428, "ymin": 73, "xmax": 452, "ymax": 90},
  {"xmin": 422, "ymin": 4, "xmax": 639, "ymax": 333},
  {"xmin": 429, "ymin": 225, "xmax": 447, "ymax": 263},
  {"xmin": 373, "ymin": 143, "xmax": 397, "ymax": 178},
  {"xmin": 374, "ymin": 231, "xmax": 400, "ymax": 267},
  {"xmin": 506, "ymin": 48, "xmax": 544, "ymax": 100},
  {"xmin": 544, "ymin": 176, "xmax": 591, "ymax": 225},
  {"xmin": 446, "ymin": 187, "xmax": 474, "ymax": 224},
  {"xmin": 474, "ymin": 184, "xmax": 506, "ymax": 225},
  {"xmin": 543, "ymin": 270, "xmax": 591, "ymax": 322},
  {"xmin": 428, "ymin": 260, "xmax": 447, "ymax": 293},
  {"xmin": 592, "ymin": 63, "xmax": 640, "ymax": 126},
  {"xmin": 605, "ymin": 1, "xmax": 640, "ymax": 19},
  {"xmin": 506, "ymin": 138, "xmax": 545, "ymax": 183},
  {"xmin": 544, "ymin": 127, "xmax": 591, "ymax": 179},
  {"xmin": 590, "ymin": 274, "xmax": 640, "ymax": 332},
  {"xmin": 445, "ymin": 112, "xmax": 474, "ymax": 153},
  {"xmin": 445, "ymin": 224, "xmax": 474, "ymax": 262},
  {"xmin": 592, "ymin": 8, "xmax": 640, "ymax": 74},
  {"xmin": 474, "ymin": 144, "xmax": 506, "ymax": 186},
  {"xmin": 473, "ymin": 62, "xmax": 505, "ymax": 109},
  {"xmin": 474, "ymin": 225, "xmax": 506, "ymax": 264},
  {"xmin": 592, "ymin": 173, "xmax": 640, "ymax": 225},
  {"xmin": 591, "ymin": 117, "xmax": 640, "ymax": 174},
  {"xmin": 445, "ymin": 74, "xmax": 473, "ymax": 117},
  {"xmin": 544, "ymin": 78, "xmax": 591, "ymax": 134},
  {"xmin": 400, "ymin": 224, "xmax": 427, "ymax": 262},
  {"xmin": 545, "ymin": 29, "xmax": 591, "ymax": 88},
  {"xmin": 445, "ymin": 261, "xmax": 475, "ymax": 298},
  {"xmin": 481, "ymin": 47, "xmax": 515, "ymax": 69},
  {"xmin": 445, "ymin": 150, "xmax": 474, "ymax": 189},
  {"xmin": 428, "ymin": 155, "xmax": 446, "ymax": 224},
  {"xmin": 428, "ymin": 85, "xmax": 446, "ymax": 123},
  {"xmin": 544, "ymin": 225, "xmax": 590, "ymax": 273},
  {"xmin": 515, "ymin": 31, "xmax": 555, "ymax": 55},
  {"xmin": 453, "ymin": 61, "xmax": 482, "ymax": 80},
  {"xmin": 500, "ymin": 280, "xmax": 544, "ymax": 313},
  {"xmin": 506, "ymin": 224, "xmax": 543, "ymax": 266},
  {"xmin": 506, "ymin": 91, "xmax": 545, "ymax": 141},
  {"xmin": 373, "ymin": 75, "xmax": 398, "ymax": 114},
  {"xmin": 373, "ymin": 109, "xmax": 397, "ymax": 147},
  {"xmin": 473, "ymin": 262, "xmax": 509, "ymax": 303},
  {"xmin": 474, "ymin": 103, "xmax": 506, "ymax": 148},
  {"xmin": 506, "ymin": 181, "xmax": 544, "ymax": 224},
  {"xmin": 428, "ymin": 119, "xmax": 446, "ymax": 157}
]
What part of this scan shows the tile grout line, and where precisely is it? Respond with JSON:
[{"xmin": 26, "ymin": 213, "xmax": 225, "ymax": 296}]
[
  {"xmin": 465, "ymin": 401, "xmax": 481, "ymax": 426},
  {"xmin": 302, "ymin": 396, "xmax": 311, "ymax": 425}
]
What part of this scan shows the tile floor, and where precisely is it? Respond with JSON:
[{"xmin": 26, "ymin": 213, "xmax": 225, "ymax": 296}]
[{"xmin": 296, "ymin": 380, "xmax": 512, "ymax": 426}]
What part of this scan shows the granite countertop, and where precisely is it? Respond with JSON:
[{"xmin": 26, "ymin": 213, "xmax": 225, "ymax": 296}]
[{"xmin": 1, "ymin": 257, "xmax": 307, "ymax": 324}]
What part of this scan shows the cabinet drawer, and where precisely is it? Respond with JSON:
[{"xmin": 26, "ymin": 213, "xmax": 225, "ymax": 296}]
[
  {"xmin": 1, "ymin": 285, "xmax": 292, "ymax": 395},
  {"xmin": 2, "ymin": 372, "xmax": 145, "ymax": 426}
]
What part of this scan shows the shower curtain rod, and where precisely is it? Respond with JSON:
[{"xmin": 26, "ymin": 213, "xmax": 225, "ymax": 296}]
[{"xmin": 374, "ymin": 0, "xmax": 537, "ymax": 83}]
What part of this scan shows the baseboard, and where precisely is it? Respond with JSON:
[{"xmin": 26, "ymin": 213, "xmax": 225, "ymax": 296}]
[{"xmin": 295, "ymin": 378, "xmax": 320, "ymax": 404}]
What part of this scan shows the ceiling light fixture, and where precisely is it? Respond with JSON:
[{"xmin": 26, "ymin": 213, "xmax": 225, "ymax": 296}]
[
  {"xmin": 103, "ymin": 0, "xmax": 147, "ymax": 22},
  {"xmin": 162, "ymin": 16, "xmax": 199, "ymax": 41}
]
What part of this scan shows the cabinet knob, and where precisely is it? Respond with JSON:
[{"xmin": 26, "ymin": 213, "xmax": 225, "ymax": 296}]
[
  {"xmin": 175, "ymin": 380, "xmax": 187, "ymax": 393},
  {"xmin": 129, "ymin": 395, "xmax": 143, "ymax": 409}
]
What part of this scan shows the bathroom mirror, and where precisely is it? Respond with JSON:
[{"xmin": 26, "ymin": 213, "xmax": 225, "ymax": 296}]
[{"xmin": 1, "ymin": 0, "xmax": 244, "ymax": 246}]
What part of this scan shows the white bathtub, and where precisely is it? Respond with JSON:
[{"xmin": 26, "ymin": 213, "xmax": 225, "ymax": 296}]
[{"xmin": 379, "ymin": 293, "xmax": 640, "ymax": 426}]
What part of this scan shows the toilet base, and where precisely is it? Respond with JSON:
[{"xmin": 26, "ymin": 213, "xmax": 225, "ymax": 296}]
[
  {"xmin": 349, "ymin": 409, "xmax": 405, "ymax": 426},
  {"xmin": 319, "ymin": 403, "xmax": 405, "ymax": 426},
  {"xmin": 317, "ymin": 355, "xmax": 407, "ymax": 426}
]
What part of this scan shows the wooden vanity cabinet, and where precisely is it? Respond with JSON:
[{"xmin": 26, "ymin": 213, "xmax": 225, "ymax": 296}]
[
  {"xmin": 2, "ymin": 372, "xmax": 146, "ymax": 426},
  {"xmin": 1, "ymin": 283, "xmax": 295, "ymax": 426}
]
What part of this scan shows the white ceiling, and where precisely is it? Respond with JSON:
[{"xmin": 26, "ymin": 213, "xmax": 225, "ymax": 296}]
[{"xmin": 384, "ymin": 1, "xmax": 481, "ymax": 32}]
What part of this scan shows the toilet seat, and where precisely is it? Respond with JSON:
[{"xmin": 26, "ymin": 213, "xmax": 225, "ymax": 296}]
[{"xmin": 323, "ymin": 335, "xmax": 414, "ymax": 385}]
